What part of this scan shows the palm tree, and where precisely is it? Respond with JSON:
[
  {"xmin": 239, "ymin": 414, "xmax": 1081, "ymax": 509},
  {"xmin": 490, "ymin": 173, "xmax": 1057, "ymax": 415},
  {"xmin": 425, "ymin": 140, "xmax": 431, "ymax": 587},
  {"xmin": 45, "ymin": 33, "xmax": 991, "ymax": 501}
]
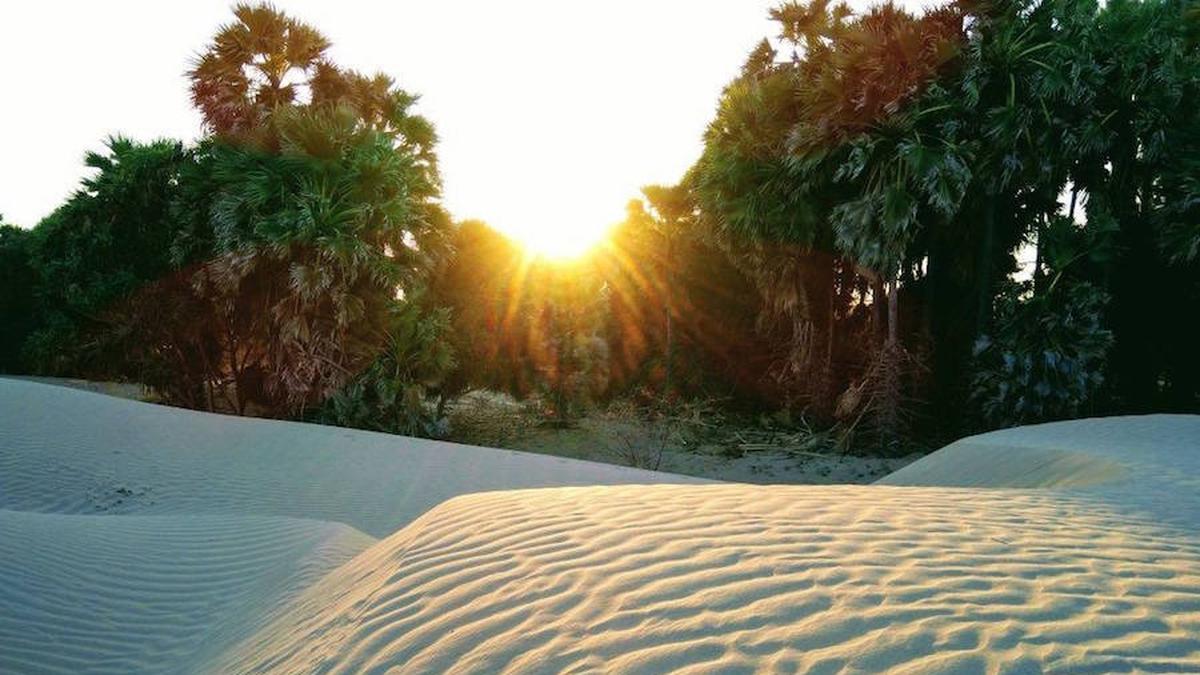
[
  {"xmin": 183, "ymin": 3, "xmax": 454, "ymax": 416},
  {"xmin": 689, "ymin": 1, "xmax": 961, "ymax": 426},
  {"xmin": 189, "ymin": 3, "xmax": 331, "ymax": 139},
  {"xmin": 689, "ymin": 46, "xmax": 841, "ymax": 415},
  {"xmin": 199, "ymin": 104, "xmax": 446, "ymax": 415},
  {"xmin": 623, "ymin": 184, "xmax": 693, "ymax": 397}
]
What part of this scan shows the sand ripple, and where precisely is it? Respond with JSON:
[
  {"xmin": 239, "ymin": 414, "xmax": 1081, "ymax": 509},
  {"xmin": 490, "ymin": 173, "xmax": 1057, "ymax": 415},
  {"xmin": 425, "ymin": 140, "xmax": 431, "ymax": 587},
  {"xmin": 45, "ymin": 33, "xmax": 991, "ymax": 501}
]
[
  {"xmin": 0, "ymin": 379, "xmax": 705, "ymax": 537},
  {"xmin": 222, "ymin": 485, "xmax": 1200, "ymax": 674},
  {"xmin": 2, "ymin": 379, "xmax": 1198, "ymax": 673},
  {"xmin": 0, "ymin": 511, "xmax": 372, "ymax": 674}
]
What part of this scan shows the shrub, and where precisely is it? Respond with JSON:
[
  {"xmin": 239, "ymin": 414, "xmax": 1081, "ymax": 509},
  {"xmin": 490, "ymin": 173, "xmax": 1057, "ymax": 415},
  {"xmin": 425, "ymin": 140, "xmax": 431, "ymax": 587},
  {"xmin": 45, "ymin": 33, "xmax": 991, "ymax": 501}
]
[
  {"xmin": 0, "ymin": 224, "xmax": 37, "ymax": 373},
  {"xmin": 972, "ymin": 280, "xmax": 1112, "ymax": 427},
  {"xmin": 316, "ymin": 299, "xmax": 456, "ymax": 437}
]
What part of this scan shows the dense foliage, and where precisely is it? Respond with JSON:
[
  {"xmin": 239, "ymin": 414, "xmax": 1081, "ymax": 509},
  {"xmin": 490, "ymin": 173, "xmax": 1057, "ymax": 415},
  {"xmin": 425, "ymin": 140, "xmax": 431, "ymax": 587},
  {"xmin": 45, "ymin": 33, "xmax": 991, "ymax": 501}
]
[
  {"xmin": 21, "ymin": 139, "xmax": 192, "ymax": 375},
  {"xmin": 315, "ymin": 295, "xmax": 456, "ymax": 436},
  {"xmin": 7, "ymin": 4, "xmax": 454, "ymax": 429},
  {"xmin": 973, "ymin": 280, "xmax": 1112, "ymax": 424},
  {"xmin": 3, "ymin": 0, "xmax": 1197, "ymax": 448},
  {"xmin": 683, "ymin": 0, "xmax": 1200, "ymax": 438},
  {"xmin": 0, "ymin": 221, "xmax": 35, "ymax": 373}
]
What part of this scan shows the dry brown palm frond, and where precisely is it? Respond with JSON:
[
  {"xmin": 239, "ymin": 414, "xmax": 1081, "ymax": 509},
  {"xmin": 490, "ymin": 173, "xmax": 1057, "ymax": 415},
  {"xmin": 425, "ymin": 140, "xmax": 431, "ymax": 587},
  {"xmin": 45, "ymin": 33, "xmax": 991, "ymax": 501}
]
[{"xmin": 837, "ymin": 340, "xmax": 928, "ymax": 453}]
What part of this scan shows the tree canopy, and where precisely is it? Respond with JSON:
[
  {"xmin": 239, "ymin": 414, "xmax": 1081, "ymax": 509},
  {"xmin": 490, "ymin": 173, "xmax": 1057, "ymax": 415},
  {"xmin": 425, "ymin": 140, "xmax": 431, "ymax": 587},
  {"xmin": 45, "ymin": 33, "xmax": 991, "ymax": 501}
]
[
  {"xmin": 12, "ymin": 3, "xmax": 455, "ymax": 430},
  {"xmin": 685, "ymin": 0, "xmax": 1199, "ymax": 439},
  {"xmin": 4, "ymin": 0, "xmax": 1197, "ymax": 447}
]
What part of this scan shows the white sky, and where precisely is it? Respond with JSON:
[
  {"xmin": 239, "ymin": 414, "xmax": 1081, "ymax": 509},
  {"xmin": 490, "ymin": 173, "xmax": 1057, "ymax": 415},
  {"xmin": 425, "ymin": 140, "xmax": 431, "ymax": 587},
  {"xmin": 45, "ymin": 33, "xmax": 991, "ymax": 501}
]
[{"xmin": 0, "ymin": 0, "xmax": 922, "ymax": 246}]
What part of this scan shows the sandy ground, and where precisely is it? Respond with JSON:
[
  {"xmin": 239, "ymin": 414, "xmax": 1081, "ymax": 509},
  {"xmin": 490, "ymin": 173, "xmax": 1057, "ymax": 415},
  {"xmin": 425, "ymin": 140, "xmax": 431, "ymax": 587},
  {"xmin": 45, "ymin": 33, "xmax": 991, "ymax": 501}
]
[
  {"xmin": 1, "ymin": 378, "xmax": 1199, "ymax": 673},
  {"xmin": 446, "ymin": 390, "xmax": 922, "ymax": 484},
  {"xmin": 24, "ymin": 378, "xmax": 917, "ymax": 484},
  {"xmin": 11, "ymin": 376, "xmax": 153, "ymax": 401},
  {"xmin": 0, "ymin": 379, "xmax": 707, "ymax": 538},
  {"xmin": 222, "ymin": 485, "xmax": 1200, "ymax": 674},
  {"xmin": 507, "ymin": 421, "xmax": 920, "ymax": 485}
]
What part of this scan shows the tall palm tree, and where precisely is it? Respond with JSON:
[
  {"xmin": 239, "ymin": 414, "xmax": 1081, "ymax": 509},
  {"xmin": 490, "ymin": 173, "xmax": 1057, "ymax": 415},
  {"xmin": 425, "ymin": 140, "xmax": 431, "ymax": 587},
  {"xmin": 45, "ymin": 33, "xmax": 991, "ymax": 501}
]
[
  {"xmin": 189, "ymin": 3, "xmax": 331, "ymax": 139},
  {"xmin": 623, "ymin": 184, "xmax": 692, "ymax": 397}
]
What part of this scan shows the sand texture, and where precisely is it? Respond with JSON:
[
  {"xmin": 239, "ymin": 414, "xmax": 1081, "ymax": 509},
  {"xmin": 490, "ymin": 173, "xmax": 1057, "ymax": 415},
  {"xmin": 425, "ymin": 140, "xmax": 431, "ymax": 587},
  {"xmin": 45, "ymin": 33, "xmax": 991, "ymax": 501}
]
[
  {"xmin": 0, "ymin": 379, "xmax": 707, "ymax": 537},
  {"xmin": 1, "ymin": 378, "xmax": 1198, "ymax": 673},
  {"xmin": 0, "ymin": 512, "xmax": 372, "ymax": 674}
]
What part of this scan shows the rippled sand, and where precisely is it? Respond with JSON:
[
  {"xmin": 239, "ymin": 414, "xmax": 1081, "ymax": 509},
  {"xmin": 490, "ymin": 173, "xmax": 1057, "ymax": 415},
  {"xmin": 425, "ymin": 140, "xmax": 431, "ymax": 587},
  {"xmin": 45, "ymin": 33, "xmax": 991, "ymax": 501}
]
[{"xmin": 1, "ymin": 378, "xmax": 1197, "ymax": 673}]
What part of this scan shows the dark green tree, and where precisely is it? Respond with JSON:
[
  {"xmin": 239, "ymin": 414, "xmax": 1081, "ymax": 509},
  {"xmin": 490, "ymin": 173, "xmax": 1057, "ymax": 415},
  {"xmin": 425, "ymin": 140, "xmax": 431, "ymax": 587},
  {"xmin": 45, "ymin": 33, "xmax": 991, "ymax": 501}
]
[
  {"xmin": 0, "ymin": 221, "xmax": 37, "ymax": 373},
  {"xmin": 23, "ymin": 138, "xmax": 193, "ymax": 376},
  {"xmin": 177, "ymin": 3, "xmax": 454, "ymax": 419}
]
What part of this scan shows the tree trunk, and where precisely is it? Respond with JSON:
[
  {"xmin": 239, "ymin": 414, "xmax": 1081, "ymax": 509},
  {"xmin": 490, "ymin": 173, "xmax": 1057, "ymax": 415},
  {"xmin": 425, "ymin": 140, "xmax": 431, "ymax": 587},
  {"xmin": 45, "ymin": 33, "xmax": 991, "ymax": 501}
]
[
  {"xmin": 663, "ymin": 230, "xmax": 674, "ymax": 398},
  {"xmin": 975, "ymin": 202, "xmax": 997, "ymax": 337},
  {"xmin": 871, "ymin": 278, "xmax": 887, "ymax": 348},
  {"xmin": 804, "ymin": 254, "xmax": 836, "ymax": 420},
  {"xmin": 549, "ymin": 303, "xmax": 568, "ymax": 426},
  {"xmin": 887, "ymin": 279, "xmax": 899, "ymax": 346},
  {"xmin": 1109, "ymin": 140, "xmax": 1158, "ymax": 410},
  {"xmin": 827, "ymin": 273, "xmax": 836, "ymax": 369},
  {"xmin": 1033, "ymin": 212, "xmax": 1045, "ymax": 295}
]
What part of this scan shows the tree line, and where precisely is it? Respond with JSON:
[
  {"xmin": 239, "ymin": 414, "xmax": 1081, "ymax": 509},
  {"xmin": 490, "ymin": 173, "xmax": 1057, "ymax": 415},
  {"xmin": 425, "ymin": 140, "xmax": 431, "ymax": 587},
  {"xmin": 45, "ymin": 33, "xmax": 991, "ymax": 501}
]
[{"xmin": 1, "ymin": 0, "xmax": 1197, "ymax": 450}]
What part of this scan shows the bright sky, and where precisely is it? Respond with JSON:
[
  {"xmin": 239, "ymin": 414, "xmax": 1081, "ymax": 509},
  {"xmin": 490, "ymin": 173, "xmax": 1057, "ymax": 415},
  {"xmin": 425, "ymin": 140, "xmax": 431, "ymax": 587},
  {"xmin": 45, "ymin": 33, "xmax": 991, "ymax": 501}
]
[{"xmin": 0, "ymin": 1, "xmax": 920, "ymax": 254}]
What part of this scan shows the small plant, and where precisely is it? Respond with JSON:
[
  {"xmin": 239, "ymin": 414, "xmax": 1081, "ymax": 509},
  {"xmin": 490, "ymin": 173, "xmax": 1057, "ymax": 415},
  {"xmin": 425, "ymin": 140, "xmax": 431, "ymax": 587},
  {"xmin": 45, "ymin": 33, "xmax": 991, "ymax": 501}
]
[
  {"xmin": 973, "ymin": 214, "xmax": 1117, "ymax": 428},
  {"xmin": 830, "ymin": 340, "xmax": 928, "ymax": 455},
  {"xmin": 445, "ymin": 390, "xmax": 542, "ymax": 447},
  {"xmin": 602, "ymin": 399, "xmax": 675, "ymax": 470},
  {"xmin": 601, "ymin": 397, "xmax": 723, "ymax": 470}
]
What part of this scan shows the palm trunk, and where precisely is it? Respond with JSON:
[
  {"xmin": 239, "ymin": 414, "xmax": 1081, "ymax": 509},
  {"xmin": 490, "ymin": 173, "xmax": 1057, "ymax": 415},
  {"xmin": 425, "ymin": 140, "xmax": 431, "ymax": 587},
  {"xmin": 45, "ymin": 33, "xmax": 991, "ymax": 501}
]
[
  {"xmin": 1033, "ymin": 212, "xmax": 1046, "ymax": 296},
  {"xmin": 872, "ymin": 278, "xmax": 887, "ymax": 348},
  {"xmin": 663, "ymin": 231, "xmax": 674, "ymax": 398},
  {"xmin": 887, "ymin": 279, "xmax": 899, "ymax": 346},
  {"xmin": 549, "ymin": 302, "xmax": 567, "ymax": 426},
  {"xmin": 827, "ymin": 277, "xmax": 836, "ymax": 369},
  {"xmin": 975, "ymin": 202, "xmax": 997, "ymax": 336}
]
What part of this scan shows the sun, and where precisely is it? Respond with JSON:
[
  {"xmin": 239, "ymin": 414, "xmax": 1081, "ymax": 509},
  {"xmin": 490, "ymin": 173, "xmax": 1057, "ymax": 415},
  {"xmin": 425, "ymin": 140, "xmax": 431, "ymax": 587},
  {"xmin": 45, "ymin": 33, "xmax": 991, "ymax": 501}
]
[
  {"xmin": 497, "ymin": 219, "xmax": 615, "ymax": 260},
  {"xmin": 446, "ymin": 178, "xmax": 626, "ymax": 260}
]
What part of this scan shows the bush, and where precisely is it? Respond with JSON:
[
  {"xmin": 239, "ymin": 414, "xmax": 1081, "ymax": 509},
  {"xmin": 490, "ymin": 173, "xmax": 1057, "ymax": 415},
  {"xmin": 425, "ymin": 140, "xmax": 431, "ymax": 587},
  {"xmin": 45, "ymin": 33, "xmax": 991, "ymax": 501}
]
[
  {"xmin": 972, "ymin": 280, "xmax": 1112, "ymax": 427},
  {"xmin": 316, "ymin": 299, "xmax": 456, "ymax": 438},
  {"xmin": 0, "ymin": 224, "xmax": 37, "ymax": 373}
]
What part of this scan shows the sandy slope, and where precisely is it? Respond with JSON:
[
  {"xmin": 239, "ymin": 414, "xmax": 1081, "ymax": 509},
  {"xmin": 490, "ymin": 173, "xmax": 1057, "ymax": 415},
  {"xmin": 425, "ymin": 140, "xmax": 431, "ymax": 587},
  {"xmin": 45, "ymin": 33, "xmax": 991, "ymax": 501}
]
[
  {"xmin": 220, "ymin": 416, "xmax": 1200, "ymax": 673},
  {"xmin": 0, "ymin": 378, "xmax": 707, "ymax": 537},
  {"xmin": 0, "ymin": 379, "xmax": 704, "ymax": 673},
  {"xmin": 881, "ymin": 414, "xmax": 1200, "ymax": 531},
  {"xmin": 1, "ymin": 378, "xmax": 1198, "ymax": 673},
  {"xmin": 0, "ymin": 512, "xmax": 372, "ymax": 674},
  {"xmin": 222, "ymin": 485, "xmax": 1200, "ymax": 674},
  {"xmin": 881, "ymin": 414, "xmax": 1200, "ymax": 491}
]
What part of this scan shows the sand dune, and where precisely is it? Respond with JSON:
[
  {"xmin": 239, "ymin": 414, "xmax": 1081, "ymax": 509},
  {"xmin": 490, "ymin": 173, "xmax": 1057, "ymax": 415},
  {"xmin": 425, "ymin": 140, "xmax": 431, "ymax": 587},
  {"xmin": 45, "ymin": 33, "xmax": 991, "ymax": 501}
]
[
  {"xmin": 0, "ymin": 511, "xmax": 372, "ymax": 674},
  {"xmin": 220, "ymin": 484, "xmax": 1200, "ymax": 674},
  {"xmin": 0, "ymin": 379, "xmax": 703, "ymax": 672},
  {"xmin": 881, "ymin": 414, "xmax": 1200, "ymax": 531},
  {"xmin": 1, "ymin": 378, "xmax": 1198, "ymax": 673},
  {"xmin": 881, "ymin": 414, "xmax": 1200, "ymax": 491},
  {"xmin": 0, "ymin": 379, "xmax": 706, "ymax": 537}
]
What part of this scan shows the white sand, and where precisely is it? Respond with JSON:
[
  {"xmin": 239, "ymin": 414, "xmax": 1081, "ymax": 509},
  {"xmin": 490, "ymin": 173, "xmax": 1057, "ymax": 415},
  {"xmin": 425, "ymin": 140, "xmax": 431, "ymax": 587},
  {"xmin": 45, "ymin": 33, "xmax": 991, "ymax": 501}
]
[
  {"xmin": 0, "ymin": 378, "xmax": 704, "ymax": 673},
  {"xmin": 0, "ymin": 512, "xmax": 371, "ymax": 674},
  {"xmin": 0, "ymin": 379, "xmax": 708, "ymax": 537},
  {"xmin": 1, "ymin": 378, "xmax": 1199, "ymax": 673},
  {"xmin": 222, "ymin": 486, "xmax": 1200, "ymax": 674}
]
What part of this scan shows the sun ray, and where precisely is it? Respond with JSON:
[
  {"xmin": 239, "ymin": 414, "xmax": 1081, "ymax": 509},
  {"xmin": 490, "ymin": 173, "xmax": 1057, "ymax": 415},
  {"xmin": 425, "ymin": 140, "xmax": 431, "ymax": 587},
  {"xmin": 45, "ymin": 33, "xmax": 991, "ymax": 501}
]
[{"xmin": 493, "ymin": 219, "xmax": 616, "ymax": 260}]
